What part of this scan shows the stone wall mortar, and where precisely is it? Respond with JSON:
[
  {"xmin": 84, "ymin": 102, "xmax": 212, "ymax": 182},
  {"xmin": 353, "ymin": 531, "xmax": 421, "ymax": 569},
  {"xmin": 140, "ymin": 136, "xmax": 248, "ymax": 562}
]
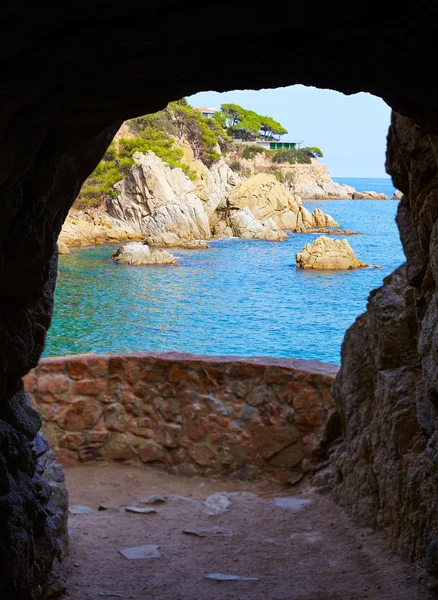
[{"xmin": 24, "ymin": 353, "xmax": 338, "ymax": 484}]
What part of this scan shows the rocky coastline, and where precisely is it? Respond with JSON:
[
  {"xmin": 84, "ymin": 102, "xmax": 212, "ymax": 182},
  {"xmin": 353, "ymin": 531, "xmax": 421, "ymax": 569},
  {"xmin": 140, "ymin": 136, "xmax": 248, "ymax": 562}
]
[{"xmin": 58, "ymin": 151, "xmax": 365, "ymax": 251}]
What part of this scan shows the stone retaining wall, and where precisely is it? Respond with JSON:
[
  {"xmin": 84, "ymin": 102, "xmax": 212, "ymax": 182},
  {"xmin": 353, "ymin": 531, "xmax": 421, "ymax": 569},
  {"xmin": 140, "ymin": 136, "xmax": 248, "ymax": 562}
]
[{"xmin": 24, "ymin": 353, "xmax": 338, "ymax": 483}]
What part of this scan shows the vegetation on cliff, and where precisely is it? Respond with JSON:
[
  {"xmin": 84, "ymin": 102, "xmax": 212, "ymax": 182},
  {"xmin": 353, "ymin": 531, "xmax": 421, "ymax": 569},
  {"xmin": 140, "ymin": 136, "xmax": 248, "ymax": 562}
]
[
  {"xmin": 214, "ymin": 103, "xmax": 288, "ymax": 141},
  {"xmin": 75, "ymin": 99, "xmax": 322, "ymax": 209}
]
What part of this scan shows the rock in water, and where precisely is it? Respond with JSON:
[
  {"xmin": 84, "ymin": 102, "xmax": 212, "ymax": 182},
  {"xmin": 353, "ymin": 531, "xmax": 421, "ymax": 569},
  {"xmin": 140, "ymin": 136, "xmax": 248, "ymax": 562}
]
[
  {"xmin": 311, "ymin": 207, "xmax": 339, "ymax": 228},
  {"xmin": 226, "ymin": 173, "xmax": 337, "ymax": 234},
  {"xmin": 57, "ymin": 241, "xmax": 71, "ymax": 254},
  {"xmin": 112, "ymin": 243, "xmax": 177, "ymax": 266},
  {"xmin": 296, "ymin": 236, "xmax": 368, "ymax": 270},
  {"xmin": 352, "ymin": 191, "xmax": 390, "ymax": 200},
  {"xmin": 229, "ymin": 208, "xmax": 287, "ymax": 241}
]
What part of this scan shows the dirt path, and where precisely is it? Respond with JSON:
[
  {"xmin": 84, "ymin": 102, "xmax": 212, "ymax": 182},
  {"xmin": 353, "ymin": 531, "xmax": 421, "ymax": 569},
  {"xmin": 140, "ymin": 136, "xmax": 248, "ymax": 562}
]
[{"xmin": 64, "ymin": 464, "xmax": 431, "ymax": 600}]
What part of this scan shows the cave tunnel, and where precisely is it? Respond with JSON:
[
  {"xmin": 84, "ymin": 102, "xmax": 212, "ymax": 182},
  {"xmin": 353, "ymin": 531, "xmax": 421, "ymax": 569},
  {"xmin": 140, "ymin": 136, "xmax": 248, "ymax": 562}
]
[{"xmin": 1, "ymin": 2, "xmax": 438, "ymax": 598}]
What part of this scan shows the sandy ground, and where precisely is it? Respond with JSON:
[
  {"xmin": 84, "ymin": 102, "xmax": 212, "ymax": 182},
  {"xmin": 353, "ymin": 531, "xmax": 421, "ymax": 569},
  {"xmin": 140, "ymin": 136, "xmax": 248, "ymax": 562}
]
[{"xmin": 64, "ymin": 464, "xmax": 432, "ymax": 600}]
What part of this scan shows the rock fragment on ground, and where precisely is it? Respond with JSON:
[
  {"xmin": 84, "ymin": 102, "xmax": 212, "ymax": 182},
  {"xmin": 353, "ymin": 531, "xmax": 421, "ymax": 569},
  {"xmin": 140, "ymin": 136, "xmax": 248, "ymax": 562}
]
[
  {"xmin": 274, "ymin": 497, "xmax": 312, "ymax": 511},
  {"xmin": 69, "ymin": 505, "xmax": 94, "ymax": 515},
  {"xmin": 296, "ymin": 236, "xmax": 368, "ymax": 270},
  {"xmin": 203, "ymin": 492, "xmax": 232, "ymax": 515},
  {"xmin": 125, "ymin": 506, "xmax": 157, "ymax": 514},
  {"xmin": 118, "ymin": 545, "xmax": 160, "ymax": 560},
  {"xmin": 112, "ymin": 242, "xmax": 177, "ymax": 266},
  {"xmin": 204, "ymin": 573, "xmax": 260, "ymax": 581},
  {"xmin": 183, "ymin": 526, "xmax": 233, "ymax": 538}
]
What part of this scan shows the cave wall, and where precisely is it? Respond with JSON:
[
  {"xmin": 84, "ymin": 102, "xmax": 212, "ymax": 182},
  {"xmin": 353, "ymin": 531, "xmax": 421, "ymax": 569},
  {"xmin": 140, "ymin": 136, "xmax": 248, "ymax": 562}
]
[
  {"xmin": 1, "ymin": 3, "xmax": 438, "ymax": 598},
  {"xmin": 332, "ymin": 113, "xmax": 438, "ymax": 567}
]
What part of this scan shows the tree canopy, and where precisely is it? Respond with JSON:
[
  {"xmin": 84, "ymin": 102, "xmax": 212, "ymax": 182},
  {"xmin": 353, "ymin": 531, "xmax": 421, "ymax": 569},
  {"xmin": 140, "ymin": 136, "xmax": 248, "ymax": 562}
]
[{"xmin": 216, "ymin": 104, "xmax": 288, "ymax": 141}]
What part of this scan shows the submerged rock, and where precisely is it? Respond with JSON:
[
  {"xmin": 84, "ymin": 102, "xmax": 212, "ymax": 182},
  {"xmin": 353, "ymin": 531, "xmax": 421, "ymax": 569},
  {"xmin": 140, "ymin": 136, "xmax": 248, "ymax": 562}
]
[
  {"xmin": 112, "ymin": 243, "xmax": 177, "ymax": 266},
  {"xmin": 296, "ymin": 236, "xmax": 368, "ymax": 270}
]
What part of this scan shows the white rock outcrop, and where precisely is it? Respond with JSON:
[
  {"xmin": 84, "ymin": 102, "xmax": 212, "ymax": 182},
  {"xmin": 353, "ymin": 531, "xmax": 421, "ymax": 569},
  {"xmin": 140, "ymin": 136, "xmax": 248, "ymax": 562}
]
[
  {"xmin": 112, "ymin": 243, "xmax": 177, "ymax": 266},
  {"xmin": 108, "ymin": 152, "xmax": 211, "ymax": 244},
  {"xmin": 227, "ymin": 174, "xmax": 338, "ymax": 233},
  {"xmin": 353, "ymin": 191, "xmax": 390, "ymax": 200},
  {"xmin": 59, "ymin": 209, "xmax": 143, "ymax": 247},
  {"xmin": 195, "ymin": 159, "xmax": 241, "ymax": 222},
  {"xmin": 57, "ymin": 241, "xmax": 71, "ymax": 255},
  {"xmin": 229, "ymin": 207, "xmax": 287, "ymax": 242},
  {"xmin": 311, "ymin": 207, "xmax": 338, "ymax": 228},
  {"xmin": 296, "ymin": 236, "xmax": 368, "ymax": 270}
]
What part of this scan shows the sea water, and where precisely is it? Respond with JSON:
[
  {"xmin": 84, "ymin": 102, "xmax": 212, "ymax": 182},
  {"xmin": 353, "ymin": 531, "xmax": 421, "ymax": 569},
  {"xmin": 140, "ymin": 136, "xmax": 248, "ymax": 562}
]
[
  {"xmin": 45, "ymin": 197, "xmax": 404, "ymax": 365},
  {"xmin": 333, "ymin": 177, "xmax": 396, "ymax": 197}
]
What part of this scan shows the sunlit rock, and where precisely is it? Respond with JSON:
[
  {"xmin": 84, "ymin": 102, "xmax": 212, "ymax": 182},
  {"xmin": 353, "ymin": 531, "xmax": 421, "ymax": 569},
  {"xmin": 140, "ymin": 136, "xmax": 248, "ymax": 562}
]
[
  {"xmin": 112, "ymin": 242, "xmax": 177, "ymax": 266},
  {"xmin": 296, "ymin": 236, "xmax": 368, "ymax": 270}
]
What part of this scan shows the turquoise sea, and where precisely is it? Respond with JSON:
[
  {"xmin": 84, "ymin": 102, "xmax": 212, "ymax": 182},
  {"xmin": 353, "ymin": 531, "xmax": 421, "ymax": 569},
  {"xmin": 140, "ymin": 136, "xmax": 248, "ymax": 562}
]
[{"xmin": 46, "ymin": 185, "xmax": 404, "ymax": 365}]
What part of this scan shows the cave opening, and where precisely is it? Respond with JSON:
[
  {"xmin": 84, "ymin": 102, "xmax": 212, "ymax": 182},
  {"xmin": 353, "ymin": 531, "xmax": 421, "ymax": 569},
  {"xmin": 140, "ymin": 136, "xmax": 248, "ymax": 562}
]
[{"xmin": 2, "ymin": 5, "xmax": 438, "ymax": 598}]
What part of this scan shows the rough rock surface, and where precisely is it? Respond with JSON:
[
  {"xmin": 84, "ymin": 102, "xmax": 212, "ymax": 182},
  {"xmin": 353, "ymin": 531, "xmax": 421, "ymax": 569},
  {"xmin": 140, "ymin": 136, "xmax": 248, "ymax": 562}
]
[
  {"xmin": 331, "ymin": 114, "xmax": 438, "ymax": 566},
  {"xmin": 195, "ymin": 159, "xmax": 242, "ymax": 222},
  {"xmin": 24, "ymin": 353, "xmax": 338, "ymax": 483},
  {"xmin": 228, "ymin": 207, "xmax": 287, "ymax": 241},
  {"xmin": 57, "ymin": 241, "xmax": 71, "ymax": 255},
  {"xmin": 1, "ymin": 4, "xmax": 438, "ymax": 598},
  {"xmin": 353, "ymin": 191, "xmax": 390, "ymax": 200},
  {"xmin": 108, "ymin": 152, "xmax": 211, "ymax": 244},
  {"xmin": 37, "ymin": 441, "xmax": 69, "ymax": 598},
  {"xmin": 112, "ymin": 242, "xmax": 177, "ymax": 266},
  {"xmin": 227, "ymin": 173, "xmax": 338, "ymax": 231},
  {"xmin": 58, "ymin": 209, "xmax": 143, "ymax": 247},
  {"xmin": 296, "ymin": 236, "xmax": 368, "ymax": 270}
]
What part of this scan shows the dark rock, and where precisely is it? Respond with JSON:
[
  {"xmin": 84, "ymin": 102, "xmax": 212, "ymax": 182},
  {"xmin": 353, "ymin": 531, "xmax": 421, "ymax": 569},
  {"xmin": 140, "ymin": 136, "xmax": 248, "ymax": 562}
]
[{"xmin": 0, "ymin": 4, "xmax": 437, "ymax": 598}]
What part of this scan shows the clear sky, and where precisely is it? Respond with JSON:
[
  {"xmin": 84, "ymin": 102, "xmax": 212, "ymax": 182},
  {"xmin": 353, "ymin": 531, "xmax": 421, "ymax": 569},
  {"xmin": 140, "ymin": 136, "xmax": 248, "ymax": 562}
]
[{"xmin": 187, "ymin": 86, "xmax": 392, "ymax": 179}]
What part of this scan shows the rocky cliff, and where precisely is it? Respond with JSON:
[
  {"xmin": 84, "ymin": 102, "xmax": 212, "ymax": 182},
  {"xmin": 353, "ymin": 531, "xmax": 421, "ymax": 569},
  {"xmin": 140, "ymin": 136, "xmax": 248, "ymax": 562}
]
[
  {"xmin": 102, "ymin": 151, "xmax": 339, "ymax": 245},
  {"xmin": 330, "ymin": 114, "xmax": 438, "ymax": 568}
]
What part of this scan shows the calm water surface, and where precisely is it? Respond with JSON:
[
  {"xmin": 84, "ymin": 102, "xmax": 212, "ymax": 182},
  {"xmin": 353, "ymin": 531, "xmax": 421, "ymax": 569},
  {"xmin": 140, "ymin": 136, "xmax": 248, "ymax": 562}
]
[
  {"xmin": 46, "ymin": 199, "xmax": 404, "ymax": 364},
  {"xmin": 333, "ymin": 177, "xmax": 396, "ymax": 197}
]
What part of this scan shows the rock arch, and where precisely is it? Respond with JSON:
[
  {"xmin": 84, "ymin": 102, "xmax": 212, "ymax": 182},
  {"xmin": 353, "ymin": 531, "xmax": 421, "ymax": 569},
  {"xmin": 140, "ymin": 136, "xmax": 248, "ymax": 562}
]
[{"xmin": 1, "ymin": 3, "xmax": 438, "ymax": 598}]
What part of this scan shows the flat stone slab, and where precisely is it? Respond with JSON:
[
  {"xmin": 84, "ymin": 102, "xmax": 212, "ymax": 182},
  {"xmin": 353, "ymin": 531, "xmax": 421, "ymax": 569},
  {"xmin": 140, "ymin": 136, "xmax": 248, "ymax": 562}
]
[
  {"xmin": 183, "ymin": 526, "xmax": 233, "ymax": 538},
  {"xmin": 203, "ymin": 492, "xmax": 232, "ymax": 516},
  {"xmin": 98, "ymin": 505, "xmax": 120, "ymax": 512},
  {"xmin": 69, "ymin": 505, "xmax": 94, "ymax": 515},
  {"xmin": 273, "ymin": 497, "xmax": 312, "ymax": 511},
  {"xmin": 118, "ymin": 545, "xmax": 160, "ymax": 560},
  {"xmin": 204, "ymin": 573, "xmax": 260, "ymax": 581},
  {"xmin": 125, "ymin": 506, "xmax": 157, "ymax": 514}
]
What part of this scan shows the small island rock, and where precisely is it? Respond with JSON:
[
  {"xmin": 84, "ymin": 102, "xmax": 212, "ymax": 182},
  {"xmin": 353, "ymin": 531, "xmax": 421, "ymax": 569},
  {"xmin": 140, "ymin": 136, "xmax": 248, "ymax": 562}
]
[
  {"xmin": 112, "ymin": 243, "xmax": 177, "ymax": 266},
  {"xmin": 296, "ymin": 236, "xmax": 368, "ymax": 270},
  {"xmin": 352, "ymin": 191, "xmax": 390, "ymax": 200},
  {"xmin": 58, "ymin": 241, "xmax": 71, "ymax": 255}
]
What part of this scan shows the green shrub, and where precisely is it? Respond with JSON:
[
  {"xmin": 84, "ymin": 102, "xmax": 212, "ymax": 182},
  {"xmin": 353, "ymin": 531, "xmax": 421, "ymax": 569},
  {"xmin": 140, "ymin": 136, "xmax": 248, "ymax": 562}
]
[
  {"xmin": 272, "ymin": 148, "xmax": 312, "ymax": 165},
  {"xmin": 273, "ymin": 170, "xmax": 282, "ymax": 183},
  {"xmin": 283, "ymin": 172, "xmax": 295, "ymax": 185},
  {"xmin": 229, "ymin": 160, "xmax": 242, "ymax": 172},
  {"xmin": 242, "ymin": 145, "xmax": 265, "ymax": 160}
]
